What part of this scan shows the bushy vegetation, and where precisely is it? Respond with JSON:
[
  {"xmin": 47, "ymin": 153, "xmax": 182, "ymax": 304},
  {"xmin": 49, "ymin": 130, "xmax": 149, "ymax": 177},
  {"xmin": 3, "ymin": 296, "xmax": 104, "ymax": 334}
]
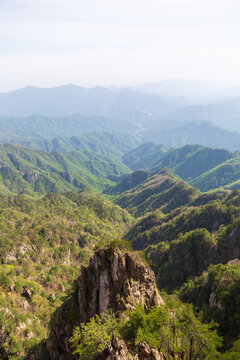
[
  {"xmin": 115, "ymin": 168, "xmax": 199, "ymax": 216},
  {"xmin": 0, "ymin": 143, "xmax": 131, "ymax": 195},
  {"xmin": 104, "ymin": 170, "xmax": 149, "ymax": 195},
  {"xmin": 190, "ymin": 157, "xmax": 240, "ymax": 191},
  {"xmin": 2, "ymin": 134, "xmax": 240, "ymax": 359},
  {"xmin": 122, "ymin": 142, "xmax": 240, "ymax": 191},
  {"xmin": 179, "ymin": 261, "xmax": 240, "ymax": 349},
  {"xmin": 70, "ymin": 311, "xmax": 120, "ymax": 360},
  {"xmin": 70, "ymin": 299, "xmax": 222, "ymax": 360},
  {"xmin": 127, "ymin": 201, "xmax": 240, "ymax": 250},
  {"xmin": 147, "ymin": 229, "xmax": 217, "ymax": 291},
  {"xmin": 0, "ymin": 191, "xmax": 133, "ymax": 359}
]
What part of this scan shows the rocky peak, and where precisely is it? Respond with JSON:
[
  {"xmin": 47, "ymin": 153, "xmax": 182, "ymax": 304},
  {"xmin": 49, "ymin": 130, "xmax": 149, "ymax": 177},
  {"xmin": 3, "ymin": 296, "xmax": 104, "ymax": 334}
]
[
  {"xmin": 47, "ymin": 248, "xmax": 164, "ymax": 360},
  {"xmin": 77, "ymin": 248, "xmax": 164, "ymax": 322}
]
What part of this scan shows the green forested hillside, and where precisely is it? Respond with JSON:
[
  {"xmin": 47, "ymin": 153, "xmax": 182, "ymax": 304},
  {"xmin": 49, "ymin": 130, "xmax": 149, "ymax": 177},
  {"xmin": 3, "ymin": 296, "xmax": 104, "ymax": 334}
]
[
  {"xmin": 0, "ymin": 144, "xmax": 131, "ymax": 195},
  {"xmin": 120, "ymin": 189, "xmax": 240, "ymax": 352},
  {"xmin": 132, "ymin": 192, "xmax": 240, "ymax": 290},
  {"xmin": 114, "ymin": 168, "xmax": 199, "ymax": 216},
  {"xmin": 3, "ymin": 139, "xmax": 240, "ymax": 196},
  {"xmin": 190, "ymin": 156, "xmax": 240, "ymax": 191},
  {"xmin": 13, "ymin": 132, "xmax": 141, "ymax": 156},
  {"xmin": 104, "ymin": 170, "xmax": 150, "ymax": 195},
  {"xmin": 126, "ymin": 200, "xmax": 240, "ymax": 250},
  {"xmin": 179, "ymin": 260, "xmax": 240, "ymax": 350},
  {"xmin": 0, "ymin": 114, "xmax": 135, "ymax": 143},
  {"xmin": 2, "ymin": 128, "xmax": 240, "ymax": 359},
  {"xmin": 151, "ymin": 145, "xmax": 233, "ymax": 181},
  {"xmin": 3, "ymin": 167, "xmax": 240, "ymax": 358},
  {"xmin": 122, "ymin": 142, "xmax": 240, "ymax": 191},
  {"xmin": 0, "ymin": 191, "xmax": 133, "ymax": 359},
  {"xmin": 3, "ymin": 80, "xmax": 240, "ymax": 360},
  {"xmin": 122, "ymin": 143, "xmax": 168, "ymax": 170}
]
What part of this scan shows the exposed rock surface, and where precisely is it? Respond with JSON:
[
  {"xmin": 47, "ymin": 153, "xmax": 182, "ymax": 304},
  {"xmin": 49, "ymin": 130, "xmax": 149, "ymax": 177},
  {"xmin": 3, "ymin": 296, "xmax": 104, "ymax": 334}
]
[
  {"xmin": 47, "ymin": 248, "xmax": 164, "ymax": 360},
  {"xmin": 94, "ymin": 338, "xmax": 166, "ymax": 360},
  {"xmin": 59, "ymin": 170, "xmax": 73, "ymax": 183},
  {"xmin": 94, "ymin": 338, "xmax": 132, "ymax": 360},
  {"xmin": 23, "ymin": 169, "xmax": 38, "ymax": 183},
  {"xmin": 8, "ymin": 153, "xmax": 21, "ymax": 168}
]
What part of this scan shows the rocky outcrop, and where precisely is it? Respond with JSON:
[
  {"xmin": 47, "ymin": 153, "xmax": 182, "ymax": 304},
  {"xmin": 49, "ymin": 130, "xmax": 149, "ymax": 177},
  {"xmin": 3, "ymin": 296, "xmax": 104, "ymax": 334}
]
[
  {"xmin": 94, "ymin": 338, "xmax": 132, "ymax": 360},
  {"xmin": 59, "ymin": 170, "xmax": 73, "ymax": 183},
  {"xmin": 94, "ymin": 338, "xmax": 166, "ymax": 360},
  {"xmin": 8, "ymin": 153, "xmax": 21, "ymax": 168},
  {"xmin": 47, "ymin": 248, "xmax": 164, "ymax": 360},
  {"xmin": 218, "ymin": 224, "xmax": 240, "ymax": 263},
  {"xmin": 136, "ymin": 342, "xmax": 166, "ymax": 360},
  {"xmin": 23, "ymin": 169, "xmax": 38, "ymax": 183}
]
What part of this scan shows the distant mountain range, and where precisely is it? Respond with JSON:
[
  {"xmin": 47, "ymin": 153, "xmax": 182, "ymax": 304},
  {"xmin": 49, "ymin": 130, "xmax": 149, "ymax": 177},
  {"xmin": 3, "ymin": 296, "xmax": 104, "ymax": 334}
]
[
  {"xmin": 134, "ymin": 79, "xmax": 226, "ymax": 102},
  {"xmin": 1, "ymin": 82, "xmax": 240, "ymax": 144},
  {"xmin": 0, "ymin": 115, "xmax": 240, "ymax": 152},
  {"xmin": 0, "ymin": 84, "xmax": 184, "ymax": 119},
  {"xmin": 164, "ymin": 98, "xmax": 240, "ymax": 132}
]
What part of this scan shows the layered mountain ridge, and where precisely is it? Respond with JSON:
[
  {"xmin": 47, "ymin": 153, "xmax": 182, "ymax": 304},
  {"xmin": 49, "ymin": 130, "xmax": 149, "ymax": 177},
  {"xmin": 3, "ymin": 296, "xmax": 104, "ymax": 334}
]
[{"xmin": 2, "ymin": 82, "xmax": 240, "ymax": 359}]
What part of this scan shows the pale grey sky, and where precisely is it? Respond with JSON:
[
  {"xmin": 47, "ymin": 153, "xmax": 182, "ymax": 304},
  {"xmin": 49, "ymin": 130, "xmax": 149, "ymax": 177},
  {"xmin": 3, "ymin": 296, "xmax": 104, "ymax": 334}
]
[{"xmin": 1, "ymin": 0, "xmax": 240, "ymax": 92}]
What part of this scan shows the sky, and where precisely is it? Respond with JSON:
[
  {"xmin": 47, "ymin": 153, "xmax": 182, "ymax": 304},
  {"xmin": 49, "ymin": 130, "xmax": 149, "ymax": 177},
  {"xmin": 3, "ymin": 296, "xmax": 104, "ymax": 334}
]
[{"xmin": 1, "ymin": 0, "xmax": 240, "ymax": 92}]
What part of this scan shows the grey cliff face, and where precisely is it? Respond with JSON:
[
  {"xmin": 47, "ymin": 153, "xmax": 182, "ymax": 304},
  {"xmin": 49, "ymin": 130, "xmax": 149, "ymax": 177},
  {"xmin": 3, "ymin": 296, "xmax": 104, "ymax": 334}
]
[{"xmin": 47, "ymin": 248, "xmax": 164, "ymax": 360}]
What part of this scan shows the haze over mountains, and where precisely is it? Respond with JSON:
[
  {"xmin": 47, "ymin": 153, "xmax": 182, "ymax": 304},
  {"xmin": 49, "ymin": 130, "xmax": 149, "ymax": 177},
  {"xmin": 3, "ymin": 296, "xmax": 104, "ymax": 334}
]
[
  {"xmin": 1, "ymin": 80, "xmax": 240, "ymax": 152},
  {"xmin": 0, "ymin": 84, "xmax": 184, "ymax": 118},
  {"xmin": 3, "ymin": 0, "xmax": 240, "ymax": 356},
  {"xmin": 3, "ymin": 79, "xmax": 240, "ymax": 359},
  {"xmin": 0, "ymin": 79, "xmax": 240, "ymax": 196}
]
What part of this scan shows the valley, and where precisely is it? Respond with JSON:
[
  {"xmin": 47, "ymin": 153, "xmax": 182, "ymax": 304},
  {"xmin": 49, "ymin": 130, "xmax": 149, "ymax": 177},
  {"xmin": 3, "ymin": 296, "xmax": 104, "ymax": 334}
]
[{"xmin": 1, "ymin": 83, "xmax": 240, "ymax": 359}]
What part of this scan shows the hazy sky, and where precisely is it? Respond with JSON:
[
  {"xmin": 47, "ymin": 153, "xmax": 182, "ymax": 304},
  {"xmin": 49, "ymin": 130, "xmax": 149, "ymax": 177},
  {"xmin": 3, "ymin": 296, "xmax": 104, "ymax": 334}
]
[{"xmin": 1, "ymin": 0, "xmax": 240, "ymax": 92}]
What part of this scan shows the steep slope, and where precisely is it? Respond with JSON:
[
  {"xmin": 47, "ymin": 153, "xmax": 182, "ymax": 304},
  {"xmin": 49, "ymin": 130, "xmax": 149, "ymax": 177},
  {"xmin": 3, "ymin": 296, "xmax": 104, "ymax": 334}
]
[
  {"xmin": 190, "ymin": 156, "xmax": 240, "ymax": 191},
  {"xmin": 47, "ymin": 246, "xmax": 220, "ymax": 360},
  {"xmin": 122, "ymin": 143, "xmax": 168, "ymax": 170},
  {"xmin": 0, "ymin": 144, "xmax": 131, "ymax": 194},
  {"xmin": 179, "ymin": 260, "xmax": 240, "ymax": 348},
  {"xmin": 114, "ymin": 168, "xmax": 199, "ymax": 216},
  {"xmin": 151, "ymin": 145, "xmax": 232, "ymax": 181},
  {"xmin": 123, "ymin": 143, "xmax": 240, "ymax": 191},
  {"xmin": 123, "ymin": 143, "xmax": 233, "ymax": 177},
  {"xmin": 126, "ymin": 201, "xmax": 240, "ymax": 250},
  {"xmin": 47, "ymin": 247, "xmax": 164, "ymax": 359},
  {"xmin": 0, "ymin": 192, "xmax": 133, "ymax": 360},
  {"xmin": 1, "ymin": 183, "xmax": 235, "ymax": 359},
  {"xmin": 143, "ymin": 193, "xmax": 240, "ymax": 292},
  {"xmin": 104, "ymin": 170, "xmax": 150, "ymax": 195}
]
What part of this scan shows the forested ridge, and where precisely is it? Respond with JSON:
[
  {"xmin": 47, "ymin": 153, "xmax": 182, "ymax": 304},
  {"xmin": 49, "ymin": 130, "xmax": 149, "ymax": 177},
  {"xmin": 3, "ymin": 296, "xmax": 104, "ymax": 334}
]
[{"xmin": 2, "ymin": 123, "xmax": 240, "ymax": 359}]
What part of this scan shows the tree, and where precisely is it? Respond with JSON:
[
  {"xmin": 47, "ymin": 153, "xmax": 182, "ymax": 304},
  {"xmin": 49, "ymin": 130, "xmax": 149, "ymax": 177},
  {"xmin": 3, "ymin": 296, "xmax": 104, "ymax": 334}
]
[{"xmin": 69, "ymin": 311, "xmax": 119, "ymax": 360}]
